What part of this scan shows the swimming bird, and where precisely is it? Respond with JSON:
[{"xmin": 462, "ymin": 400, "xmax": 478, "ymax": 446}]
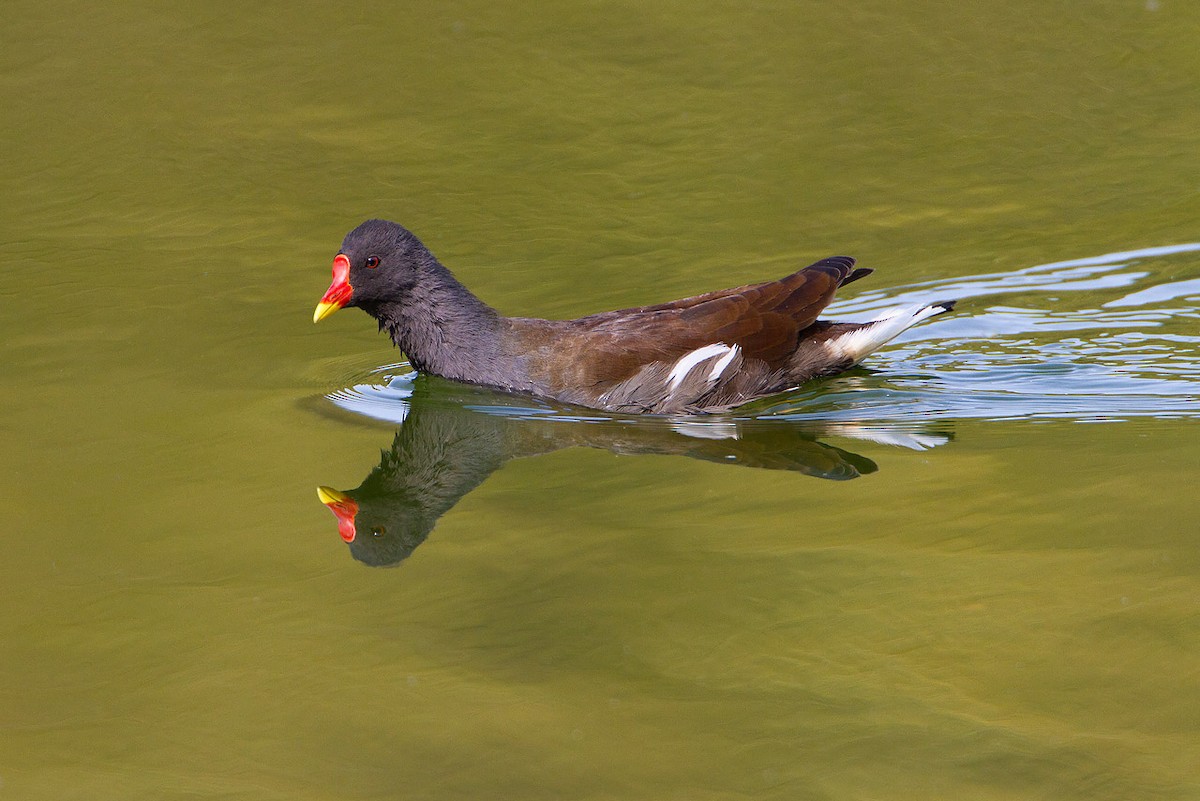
[{"xmin": 313, "ymin": 219, "xmax": 954, "ymax": 414}]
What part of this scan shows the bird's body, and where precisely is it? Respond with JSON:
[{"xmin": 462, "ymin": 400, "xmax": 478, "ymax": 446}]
[{"xmin": 314, "ymin": 219, "xmax": 955, "ymax": 414}]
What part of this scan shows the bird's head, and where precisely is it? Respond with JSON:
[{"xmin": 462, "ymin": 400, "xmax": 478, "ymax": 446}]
[{"xmin": 313, "ymin": 219, "xmax": 429, "ymax": 321}]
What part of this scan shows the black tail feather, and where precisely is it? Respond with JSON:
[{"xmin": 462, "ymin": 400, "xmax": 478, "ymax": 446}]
[{"xmin": 840, "ymin": 267, "xmax": 874, "ymax": 286}]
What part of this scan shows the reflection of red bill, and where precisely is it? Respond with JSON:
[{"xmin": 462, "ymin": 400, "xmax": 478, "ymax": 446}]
[
  {"xmin": 316, "ymin": 485, "xmax": 358, "ymax": 542},
  {"xmin": 313, "ymin": 254, "xmax": 353, "ymax": 322}
]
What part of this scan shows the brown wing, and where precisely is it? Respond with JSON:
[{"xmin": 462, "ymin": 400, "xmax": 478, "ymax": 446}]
[
  {"xmin": 523, "ymin": 256, "xmax": 865, "ymax": 390},
  {"xmin": 587, "ymin": 256, "xmax": 859, "ymax": 359}
]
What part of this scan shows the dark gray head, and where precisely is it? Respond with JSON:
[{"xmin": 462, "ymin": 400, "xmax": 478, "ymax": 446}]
[
  {"xmin": 313, "ymin": 218, "xmax": 502, "ymax": 380},
  {"xmin": 313, "ymin": 219, "xmax": 436, "ymax": 320}
]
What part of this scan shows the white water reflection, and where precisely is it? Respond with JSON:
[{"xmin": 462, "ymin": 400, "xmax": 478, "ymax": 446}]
[{"xmin": 1103, "ymin": 277, "xmax": 1200, "ymax": 308}]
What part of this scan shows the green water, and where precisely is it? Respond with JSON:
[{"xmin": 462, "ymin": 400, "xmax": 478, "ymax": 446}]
[{"xmin": 3, "ymin": 2, "xmax": 1198, "ymax": 799}]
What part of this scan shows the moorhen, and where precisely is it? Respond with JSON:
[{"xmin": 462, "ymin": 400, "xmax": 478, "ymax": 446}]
[{"xmin": 313, "ymin": 219, "xmax": 955, "ymax": 414}]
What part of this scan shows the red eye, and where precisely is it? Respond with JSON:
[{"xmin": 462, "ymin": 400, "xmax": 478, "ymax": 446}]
[{"xmin": 365, "ymin": 256, "xmax": 380, "ymax": 269}]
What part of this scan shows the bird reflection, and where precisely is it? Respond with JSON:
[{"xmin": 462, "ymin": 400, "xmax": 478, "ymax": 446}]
[{"xmin": 317, "ymin": 379, "xmax": 949, "ymax": 567}]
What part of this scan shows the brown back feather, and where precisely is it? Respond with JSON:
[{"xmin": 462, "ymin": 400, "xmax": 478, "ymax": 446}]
[{"xmin": 519, "ymin": 256, "xmax": 860, "ymax": 390}]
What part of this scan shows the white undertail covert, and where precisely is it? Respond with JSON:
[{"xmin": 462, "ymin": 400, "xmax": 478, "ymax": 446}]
[{"xmin": 825, "ymin": 303, "xmax": 953, "ymax": 362}]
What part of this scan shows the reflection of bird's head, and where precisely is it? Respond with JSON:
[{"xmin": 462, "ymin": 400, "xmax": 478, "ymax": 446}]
[
  {"xmin": 316, "ymin": 414, "xmax": 511, "ymax": 568},
  {"xmin": 317, "ymin": 482, "xmax": 442, "ymax": 568}
]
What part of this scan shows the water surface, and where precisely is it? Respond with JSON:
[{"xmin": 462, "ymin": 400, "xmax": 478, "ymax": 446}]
[{"xmin": 2, "ymin": 2, "xmax": 1198, "ymax": 799}]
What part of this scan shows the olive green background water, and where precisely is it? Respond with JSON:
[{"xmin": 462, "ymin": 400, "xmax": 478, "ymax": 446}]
[{"xmin": 2, "ymin": 2, "xmax": 1198, "ymax": 799}]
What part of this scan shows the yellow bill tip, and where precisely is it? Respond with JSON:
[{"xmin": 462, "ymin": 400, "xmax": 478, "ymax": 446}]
[
  {"xmin": 313, "ymin": 301, "xmax": 342, "ymax": 323},
  {"xmin": 316, "ymin": 485, "xmax": 351, "ymax": 505}
]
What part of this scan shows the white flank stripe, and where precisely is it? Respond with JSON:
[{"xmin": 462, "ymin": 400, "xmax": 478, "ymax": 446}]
[
  {"xmin": 668, "ymin": 343, "xmax": 733, "ymax": 389},
  {"xmin": 708, "ymin": 344, "xmax": 740, "ymax": 380}
]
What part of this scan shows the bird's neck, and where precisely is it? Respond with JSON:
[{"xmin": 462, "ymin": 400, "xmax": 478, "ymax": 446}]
[{"xmin": 367, "ymin": 260, "xmax": 507, "ymax": 383}]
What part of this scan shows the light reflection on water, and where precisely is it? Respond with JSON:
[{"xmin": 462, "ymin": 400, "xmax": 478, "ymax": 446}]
[{"xmin": 328, "ymin": 242, "xmax": 1200, "ymax": 426}]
